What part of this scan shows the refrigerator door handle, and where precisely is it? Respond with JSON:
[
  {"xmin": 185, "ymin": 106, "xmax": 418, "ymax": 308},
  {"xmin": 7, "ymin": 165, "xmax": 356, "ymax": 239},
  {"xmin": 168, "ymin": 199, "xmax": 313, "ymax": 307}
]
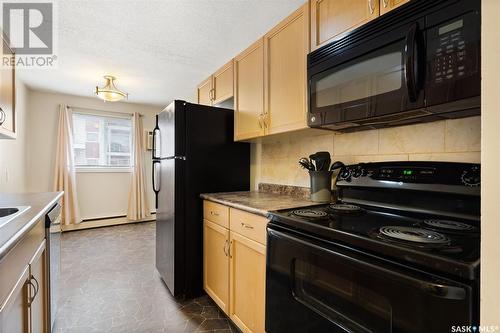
[
  {"xmin": 152, "ymin": 160, "xmax": 161, "ymax": 209},
  {"xmin": 166, "ymin": 156, "xmax": 186, "ymax": 161},
  {"xmin": 152, "ymin": 127, "xmax": 161, "ymax": 159}
]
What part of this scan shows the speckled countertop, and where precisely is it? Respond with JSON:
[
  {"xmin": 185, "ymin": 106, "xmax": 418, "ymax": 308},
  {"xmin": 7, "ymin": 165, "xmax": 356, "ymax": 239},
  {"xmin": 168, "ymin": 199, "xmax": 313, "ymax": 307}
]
[
  {"xmin": 0, "ymin": 192, "xmax": 63, "ymax": 259},
  {"xmin": 200, "ymin": 191, "xmax": 318, "ymax": 217}
]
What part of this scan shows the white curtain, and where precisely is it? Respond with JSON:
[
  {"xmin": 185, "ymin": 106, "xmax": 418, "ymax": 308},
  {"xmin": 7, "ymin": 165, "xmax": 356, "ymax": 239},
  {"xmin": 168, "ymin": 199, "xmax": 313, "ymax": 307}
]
[
  {"xmin": 127, "ymin": 113, "xmax": 151, "ymax": 220},
  {"xmin": 53, "ymin": 104, "xmax": 81, "ymax": 225}
]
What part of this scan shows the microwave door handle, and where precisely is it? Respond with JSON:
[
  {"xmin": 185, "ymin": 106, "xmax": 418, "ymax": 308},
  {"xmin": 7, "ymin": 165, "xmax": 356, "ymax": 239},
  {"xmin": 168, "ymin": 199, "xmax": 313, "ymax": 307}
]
[{"xmin": 405, "ymin": 22, "xmax": 419, "ymax": 102}]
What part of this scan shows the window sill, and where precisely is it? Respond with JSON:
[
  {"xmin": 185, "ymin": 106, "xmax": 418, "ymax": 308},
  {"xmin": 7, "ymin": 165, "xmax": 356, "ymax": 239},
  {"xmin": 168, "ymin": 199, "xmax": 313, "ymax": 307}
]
[{"xmin": 75, "ymin": 167, "xmax": 133, "ymax": 173}]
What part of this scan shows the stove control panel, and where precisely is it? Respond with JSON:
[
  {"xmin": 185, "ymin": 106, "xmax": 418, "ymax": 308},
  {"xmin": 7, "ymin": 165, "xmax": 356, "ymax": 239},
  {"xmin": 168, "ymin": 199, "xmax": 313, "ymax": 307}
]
[{"xmin": 337, "ymin": 162, "xmax": 480, "ymax": 188}]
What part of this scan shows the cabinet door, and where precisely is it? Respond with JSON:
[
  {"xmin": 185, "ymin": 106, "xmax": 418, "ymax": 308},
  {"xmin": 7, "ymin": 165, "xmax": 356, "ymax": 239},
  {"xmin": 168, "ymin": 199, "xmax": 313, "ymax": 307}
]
[
  {"xmin": 264, "ymin": 3, "xmax": 309, "ymax": 136},
  {"xmin": 234, "ymin": 39, "xmax": 265, "ymax": 141},
  {"xmin": 310, "ymin": 0, "xmax": 379, "ymax": 50},
  {"xmin": 380, "ymin": 0, "xmax": 409, "ymax": 15},
  {"xmin": 229, "ymin": 232, "xmax": 266, "ymax": 333},
  {"xmin": 264, "ymin": 4, "xmax": 309, "ymax": 134},
  {"xmin": 28, "ymin": 241, "xmax": 47, "ymax": 333},
  {"xmin": 203, "ymin": 220, "xmax": 230, "ymax": 314},
  {"xmin": 0, "ymin": 266, "xmax": 29, "ymax": 333},
  {"xmin": 0, "ymin": 37, "xmax": 16, "ymax": 139},
  {"xmin": 213, "ymin": 60, "xmax": 234, "ymax": 105},
  {"xmin": 197, "ymin": 77, "xmax": 213, "ymax": 106}
]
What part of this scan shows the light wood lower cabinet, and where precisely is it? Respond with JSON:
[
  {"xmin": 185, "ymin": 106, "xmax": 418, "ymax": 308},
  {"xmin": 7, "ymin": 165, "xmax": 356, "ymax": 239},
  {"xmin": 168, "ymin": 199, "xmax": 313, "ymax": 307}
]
[
  {"xmin": 203, "ymin": 220, "xmax": 230, "ymax": 314},
  {"xmin": 203, "ymin": 202, "xmax": 267, "ymax": 333},
  {"xmin": 229, "ymin": 232, "xmax": 266, "ymax": 333}
]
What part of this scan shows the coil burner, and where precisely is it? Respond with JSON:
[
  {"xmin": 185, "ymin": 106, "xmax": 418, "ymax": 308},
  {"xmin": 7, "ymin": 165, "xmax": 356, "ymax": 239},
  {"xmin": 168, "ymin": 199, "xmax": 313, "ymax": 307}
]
[
  {"xmin": 379, "ymin": 226, "xmax": 450, "ymax": 245},
  {"xmin": 329, "ymin": 204, "xmax": 362, "ymax": 213},
  {"xmin": 292, "ymin": 209, "xmax": 328, "ymax": 219},
  {"xmin": 423, "ymin": 219, "xmax": 476, "ymax": 232}
]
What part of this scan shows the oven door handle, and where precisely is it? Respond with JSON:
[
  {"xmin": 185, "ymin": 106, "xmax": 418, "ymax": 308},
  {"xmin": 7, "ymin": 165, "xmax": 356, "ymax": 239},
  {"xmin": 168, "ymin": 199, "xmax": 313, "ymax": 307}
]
[
  {"xmin": 404, "ymin": 22, "xmax": 420, "ymax": 102},
  {"xmin": 270, "ymin": 228, "xmax": 469, "ymax": 302}
]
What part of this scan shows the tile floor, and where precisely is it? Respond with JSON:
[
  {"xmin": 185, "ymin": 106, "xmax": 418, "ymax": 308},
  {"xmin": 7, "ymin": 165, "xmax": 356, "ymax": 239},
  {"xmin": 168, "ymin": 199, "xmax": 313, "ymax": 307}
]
[{"xmin": 54, "ymin": 222, "xmax": 238, "ymax": 333}]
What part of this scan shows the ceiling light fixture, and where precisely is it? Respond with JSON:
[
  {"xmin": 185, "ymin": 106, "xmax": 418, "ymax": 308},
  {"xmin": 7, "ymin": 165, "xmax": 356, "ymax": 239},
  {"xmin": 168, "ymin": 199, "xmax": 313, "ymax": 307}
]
[{"xmin": 95, "ymin": 75, "xmax": 128, "ymax": 102}]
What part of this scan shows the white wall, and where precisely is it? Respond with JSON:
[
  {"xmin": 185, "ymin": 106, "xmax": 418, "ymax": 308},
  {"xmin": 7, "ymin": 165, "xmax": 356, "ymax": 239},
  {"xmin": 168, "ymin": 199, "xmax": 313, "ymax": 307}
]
[
  {"xmin": 26, "ymin": 89, "xmax": 162, "ymax": 219},
  {"xmin": 480, "ymin": 0, "xmax": 500, "ymax": 324},
  {"xmin": 0, "ymin": 81, "xmax": 29, "ymax": 193}
]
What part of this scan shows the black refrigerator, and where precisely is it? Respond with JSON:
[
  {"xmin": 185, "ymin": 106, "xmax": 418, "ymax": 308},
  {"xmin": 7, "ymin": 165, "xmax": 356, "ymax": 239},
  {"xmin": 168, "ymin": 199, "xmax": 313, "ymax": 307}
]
[{"xmin": 152, "ymin": 100, "xmax": 249, "ymax": 298}]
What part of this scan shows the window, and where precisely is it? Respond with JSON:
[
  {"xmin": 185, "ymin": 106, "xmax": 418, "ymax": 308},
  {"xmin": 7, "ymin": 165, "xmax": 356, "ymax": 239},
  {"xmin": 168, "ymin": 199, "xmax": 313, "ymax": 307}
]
[{"xmin": 72, "ymin": 112, "xmax": 133, "ymax": 168}]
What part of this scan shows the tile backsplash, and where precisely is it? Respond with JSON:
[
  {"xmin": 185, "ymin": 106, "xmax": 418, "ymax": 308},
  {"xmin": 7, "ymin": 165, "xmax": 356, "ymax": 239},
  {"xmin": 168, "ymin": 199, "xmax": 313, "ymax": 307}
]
[{"xmin": 255, "ymin": 116, "xmax": 480, "ymax": 188}]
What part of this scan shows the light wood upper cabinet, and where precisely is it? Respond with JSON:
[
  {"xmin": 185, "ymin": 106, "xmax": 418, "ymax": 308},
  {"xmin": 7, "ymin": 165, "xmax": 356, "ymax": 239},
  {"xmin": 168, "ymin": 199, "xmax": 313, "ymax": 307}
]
[
  {"xmin": 229, "ymin": 231, "xmax": 266, "ymax": 333},
  {"xmin": 380, "ymin": 0, "xmax": 410, "ymax": 15},
  {"xmin": 197, "ymin": 76, "xmax": 213, "ymax": 106},
  {"xmin": 264, "ymin": 3, "xmax": 310, "ymax": 136},
  {"xmin": 197, "ymin": 60, "xmax": 235, "ymax": 107},
  {"xmin": 310, "ymin": 0, "xmax": 379, "ymax": 51},
  {"xmin": 203, "ymin": 220, "xmax": 230, "ymax": 314},
  {"xmin": 213, "ymin": 60, "xmax": 234, "ymax": 105},
  {"xmin": 0, "ymin": 37, "xmax": 16, "ymax": 139},
  {"xmin": 234, "ymin": 39, "xmax": 265, "ymax": 141}
]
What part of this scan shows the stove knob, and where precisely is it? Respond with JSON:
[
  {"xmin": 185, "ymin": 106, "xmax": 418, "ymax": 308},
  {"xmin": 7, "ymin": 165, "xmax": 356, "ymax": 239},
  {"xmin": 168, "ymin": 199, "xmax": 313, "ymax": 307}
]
[
  {"xmin": 339, "ymin": 168, "xmax": 352, "ymax": 181},
  {"xmin": 461, "ymin": 167, "xmax": 480, "ymax": 187},
  {"xmin": 352, "ymin": 167, "xmax": 363, "ymax": 178}
]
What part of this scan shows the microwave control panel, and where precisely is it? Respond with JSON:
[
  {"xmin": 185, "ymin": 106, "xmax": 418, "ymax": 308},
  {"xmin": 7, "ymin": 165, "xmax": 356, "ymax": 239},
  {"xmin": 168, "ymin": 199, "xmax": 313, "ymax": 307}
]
[{"xmin": 428, "ymin": 12, "xmax": 479, "ymax": 85}]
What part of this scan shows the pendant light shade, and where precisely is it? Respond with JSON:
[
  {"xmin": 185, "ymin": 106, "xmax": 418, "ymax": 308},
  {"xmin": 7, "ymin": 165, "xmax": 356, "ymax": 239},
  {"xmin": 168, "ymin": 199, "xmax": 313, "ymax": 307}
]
[{"xmin": 95, "ymin": 75, "xmax": 128, "ymax": 102}]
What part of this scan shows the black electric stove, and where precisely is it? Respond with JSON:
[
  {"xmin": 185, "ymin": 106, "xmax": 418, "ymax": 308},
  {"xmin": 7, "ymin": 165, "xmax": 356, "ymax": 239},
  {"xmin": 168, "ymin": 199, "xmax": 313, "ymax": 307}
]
[
  {"xmin": 266, "ymin": 162, "xmax": 480, "ymax": 333},
  {"xmin": 272, "ymin": 201, "xmax": 479, "ymax": 280}
]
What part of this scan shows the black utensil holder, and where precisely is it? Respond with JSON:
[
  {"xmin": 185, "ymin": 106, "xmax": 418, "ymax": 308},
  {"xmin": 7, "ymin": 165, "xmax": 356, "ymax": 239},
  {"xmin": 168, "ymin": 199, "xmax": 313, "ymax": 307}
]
[{"xmin": 309, "ymin": 171, "xmax": 333, "ymax": 203}]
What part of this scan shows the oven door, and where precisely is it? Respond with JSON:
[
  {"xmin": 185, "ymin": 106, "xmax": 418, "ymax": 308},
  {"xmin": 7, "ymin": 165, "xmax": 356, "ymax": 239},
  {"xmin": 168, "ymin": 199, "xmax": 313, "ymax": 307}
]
[
  {"xmin": 308, "ymin": 21, "xmax": 425, "ymax": 129},
  {"xmin": 266, "ymin": 227, "xmax": 475, "ymax": 333}
]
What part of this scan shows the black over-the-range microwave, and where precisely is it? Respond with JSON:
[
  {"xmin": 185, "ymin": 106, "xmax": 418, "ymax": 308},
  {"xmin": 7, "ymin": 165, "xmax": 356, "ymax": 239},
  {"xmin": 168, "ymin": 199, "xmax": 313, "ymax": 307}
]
[{"xmin": 307, "ymin": 0, "xmax": 480, "ymax": 132}]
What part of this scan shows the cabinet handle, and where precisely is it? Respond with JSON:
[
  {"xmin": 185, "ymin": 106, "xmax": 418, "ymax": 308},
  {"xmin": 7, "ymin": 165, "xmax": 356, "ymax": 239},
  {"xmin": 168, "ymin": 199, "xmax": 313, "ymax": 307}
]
[
  {"xmin": 210, "ymin": 88, "xmax": 216, "ymax": 101},
  {"xmin": 368, "ymin": 0, "xmax": 375, "ymax": 14},
  {"xmin": 27, "ymin": 276, "xmax": 39, "ymax": 306},
  {"xmin": 241, "ymin": 222, "xmax": 254, "ymax": 229},
  {"xmin": 223, "ymin": 239, "xmax": 229, "ymax": 257},
  {"xmin": 383, "ymin": 0, "xmax": 389, "ymax": 8},
  {"xmin": 228, "ymin": 241, "xmax": 233, "ymax": 258},
  {"xmin": 258, "ymin": 114, "xmax": 264, "ymax": 129},
  {"xmin": 263, "ymin": 112, "xmax": 269, "ymax": 129},
  {"xmin": 0, "ymin": 107, "xmax": 5, "ymax": 126},
  {"xmin": 210, "ymin": 211, "xmax": 220, "ymax": 217}
]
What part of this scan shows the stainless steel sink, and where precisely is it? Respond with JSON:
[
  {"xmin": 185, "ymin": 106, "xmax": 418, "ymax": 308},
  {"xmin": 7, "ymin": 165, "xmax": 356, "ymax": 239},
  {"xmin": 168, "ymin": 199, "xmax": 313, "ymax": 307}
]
[
  {"xmin": 0, "ymin": 206, "xmax": 30, "ymax": 228},
  {"xmin": 0, "ymin": 207, "xmax": 19, "ymax": 217}
]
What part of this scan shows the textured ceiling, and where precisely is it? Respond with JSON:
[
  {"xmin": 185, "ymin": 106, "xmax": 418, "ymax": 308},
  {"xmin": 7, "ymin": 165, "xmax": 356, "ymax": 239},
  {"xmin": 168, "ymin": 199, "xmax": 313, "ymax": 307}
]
[{"xmin": 16, "ymin": 0, "xmax": 304, "ymax": 107}]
